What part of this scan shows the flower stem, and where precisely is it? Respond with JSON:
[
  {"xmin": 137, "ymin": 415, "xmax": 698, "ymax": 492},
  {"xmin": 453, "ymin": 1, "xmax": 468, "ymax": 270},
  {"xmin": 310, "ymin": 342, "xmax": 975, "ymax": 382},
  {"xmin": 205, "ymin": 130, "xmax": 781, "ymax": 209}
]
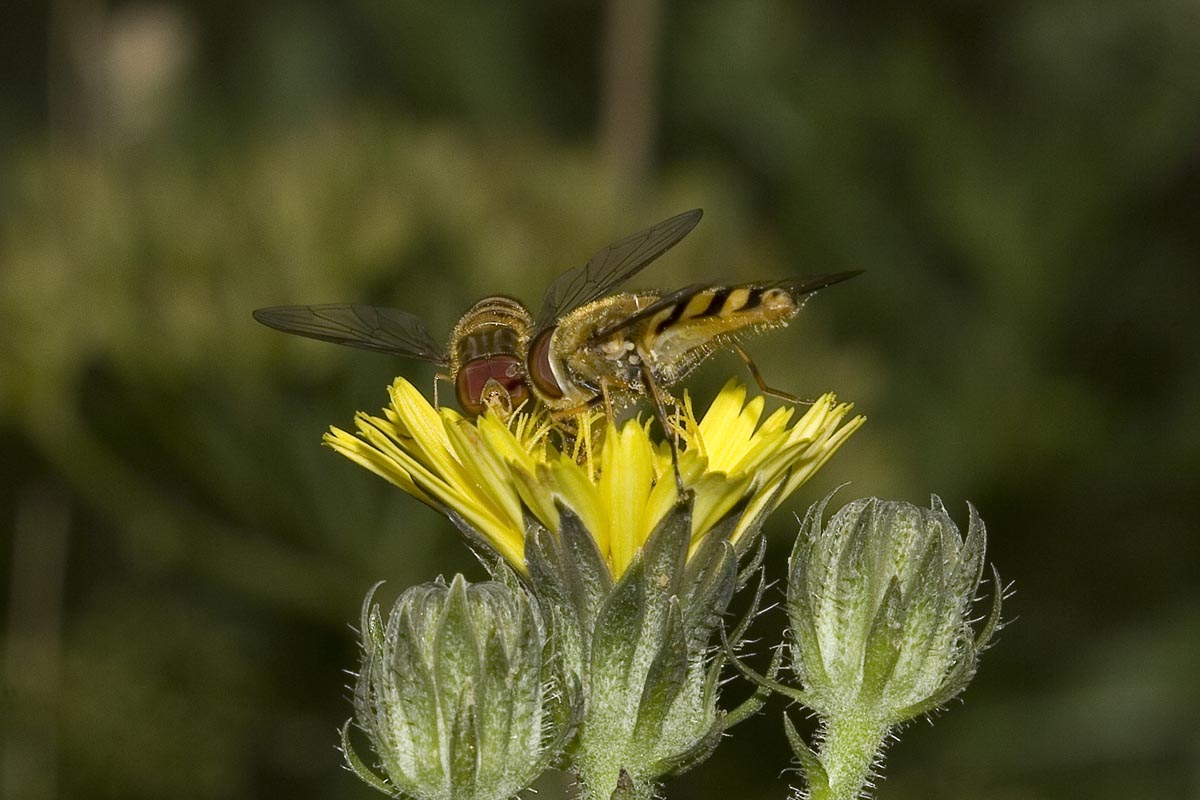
[{"xmin": 811, "ymin": 713, "xmax": 890, "ymax": 800}]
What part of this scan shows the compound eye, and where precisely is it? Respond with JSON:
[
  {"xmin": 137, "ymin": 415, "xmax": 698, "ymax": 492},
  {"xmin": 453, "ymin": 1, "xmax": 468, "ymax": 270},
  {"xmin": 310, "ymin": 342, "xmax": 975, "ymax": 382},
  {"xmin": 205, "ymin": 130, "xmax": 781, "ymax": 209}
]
[
  {"xmin": 456, "ymin": 356, "xmax": 526, "ymax": 416},
  {"xmin": 506, "ymin": 380, "xmax": 529, "ymax": 411},
  {"xmin": 528, "ymin": 328, "xmax": 564, "ymax": 399},
  {"xmin": 456, "ymin": 371, "xmax": 486, "ymax": 416}
]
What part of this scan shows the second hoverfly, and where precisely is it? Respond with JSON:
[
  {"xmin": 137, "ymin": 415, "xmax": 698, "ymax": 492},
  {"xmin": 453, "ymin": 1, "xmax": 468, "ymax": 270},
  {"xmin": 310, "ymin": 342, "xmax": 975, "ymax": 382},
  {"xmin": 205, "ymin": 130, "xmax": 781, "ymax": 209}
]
[{"xmin": 254, "ymin": 210, "xmax": 706, "ymax": 416}]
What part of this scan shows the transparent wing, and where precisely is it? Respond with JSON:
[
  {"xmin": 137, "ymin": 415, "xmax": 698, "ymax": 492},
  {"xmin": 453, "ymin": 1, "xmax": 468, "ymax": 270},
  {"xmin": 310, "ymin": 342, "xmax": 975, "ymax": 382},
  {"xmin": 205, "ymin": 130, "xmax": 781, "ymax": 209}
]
[
  {"xmin": 771, "ymin": 271, "xmax": 864, "ymax": 297},
  {"xmin": 252, "ymin": 304, "xmax": 448, "ymax": 364},
  {"xmin": 534, "ymin": 208, "xmax": 703, "ymax": 331}
]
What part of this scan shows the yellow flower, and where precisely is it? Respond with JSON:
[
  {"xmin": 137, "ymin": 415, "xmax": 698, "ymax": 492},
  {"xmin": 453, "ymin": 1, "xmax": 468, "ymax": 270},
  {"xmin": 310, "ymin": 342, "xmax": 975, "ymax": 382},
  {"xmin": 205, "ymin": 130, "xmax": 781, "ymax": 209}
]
[{"xmin": 325, "ymin": 378, "xmax": 864, "ymax": 578}]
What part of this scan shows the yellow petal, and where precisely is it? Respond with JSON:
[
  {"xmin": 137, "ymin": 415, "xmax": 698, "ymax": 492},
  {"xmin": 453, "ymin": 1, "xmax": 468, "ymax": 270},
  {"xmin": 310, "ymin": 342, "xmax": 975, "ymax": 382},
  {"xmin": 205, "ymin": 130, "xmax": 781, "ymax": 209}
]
[{"xmin": 600, "ymin": 420, "xmax": 656, "ymax": 576}]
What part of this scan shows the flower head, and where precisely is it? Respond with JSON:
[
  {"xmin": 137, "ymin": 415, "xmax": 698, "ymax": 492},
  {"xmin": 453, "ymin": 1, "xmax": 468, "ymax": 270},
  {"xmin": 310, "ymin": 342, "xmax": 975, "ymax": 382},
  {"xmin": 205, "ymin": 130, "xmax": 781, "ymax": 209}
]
[{"xmin": 324, "ymin": 378, "xmax": 864, "ymax": 577}]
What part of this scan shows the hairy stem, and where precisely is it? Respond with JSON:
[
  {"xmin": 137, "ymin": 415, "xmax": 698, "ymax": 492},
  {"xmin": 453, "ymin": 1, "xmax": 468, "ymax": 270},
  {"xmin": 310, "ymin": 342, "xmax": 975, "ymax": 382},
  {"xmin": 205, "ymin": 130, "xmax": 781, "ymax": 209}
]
[{"xmin": 811, "ymin": 713, "xmax": 890, "ymax": 800}]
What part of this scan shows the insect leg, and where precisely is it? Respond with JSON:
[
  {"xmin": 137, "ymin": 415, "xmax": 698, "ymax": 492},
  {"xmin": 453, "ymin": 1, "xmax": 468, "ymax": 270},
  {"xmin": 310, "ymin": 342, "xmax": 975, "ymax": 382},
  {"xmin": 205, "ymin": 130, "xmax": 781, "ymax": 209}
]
[
  {"xmin": 550, "ymin": 395, "xmax": 604, "ymax": 421},
  {"xmin": 731, "ymin": 345, "xmax": 813, "ymax": 405},
  {"xmin": 600, "ymin": 379, "xmax": 616, "ymax": 420},
  {"xmin": 433, "ymin": 373, "xmax": 454, "ymax": 408},
  {"xmin": 637, "ymin": 356, "xmax": 686, "ymax": 496}
]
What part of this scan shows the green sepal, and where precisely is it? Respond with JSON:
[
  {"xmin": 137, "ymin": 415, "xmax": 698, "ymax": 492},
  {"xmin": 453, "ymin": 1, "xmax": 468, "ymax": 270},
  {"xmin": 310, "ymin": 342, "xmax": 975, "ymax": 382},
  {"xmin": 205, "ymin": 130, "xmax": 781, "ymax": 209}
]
[
  {"xmin": 524, "ymin": 504, "xmax": 613, "ymax": 676},
  {"xmin": 391, "ymin": 614, "xmax": 443, "ymax": 788},
  {"xmin": 894, "ymin": 637, "xmax": 979, "ymax": 719},
  {"xmin": 340, "ymin": 720, "xmax": 400, "ymax": 797},
  {"xmin": 975, "ymin": 565, "xmax": 1005, "ymax": 650},
  {"xmin": 639, "ymin": 495, "xmax": 692, "ymax": 600},
  {"xmin": 647, "ymin": 710, "xmax": 726, "ymax": 778},
  {"xmin": 726, "ymin": 551, "xmax": 767, "ymax": 647},
  {"xmin": 858, "ymin": 575, "xmax": 905, "ymax": 704},
  {"xmin": 445, "ymin": 507, "xmax": 509, "ymax": 569},
  {"xmin": 681, "ymin": 538, "xmax": 737, "ymax": 651},
  {"xmin": 555, "ymin": 502, "xmax": 615, "ymax": 617},
  {"xmin": 710, "ymin": 556, "xmax": 772, "ymax": 729},
  {"xmin": 435, "ymin": 577, "xmax": 483, "ymax": 727},
  {"xmin": 783, "ymin": 713, "xmax": 830, "ymax": 795},
  {"xmin": 735, "ymin": 532, "xmax": 769, "ymax": 591},
  {"xmin": 832, "ymin": 501, "xmax": 874, "ymax": 645},
  {"xmin": 449, "ymin": 684, "xmax": 480, "ymax": 795},
  {"xmin": 720, "ymin": 625, "xmax": 813, "ymax": 706},
  {"xmin": 631, "ymin": 597, "xmax": 690, "ymax": 747},
  {"xmin": 786, "ymin": 497, "xmax": 834, "ymax": 696},
  {"xmin": 546, "ymin": 672, "xmax": 585, "ymax": 771},
  {"xmin": 589, "ymin": 551, "xmax": 648, "ymax": 702},
  {"xmin": 722, "ymin": 641, "xmax": 784, "ymax": 729},
  {"xmin": 956, "ymin": 501, "xmax": 988, "ymax": 606},
  {"xmin": 479, "ymin": 625, "xmax": 515, "ymax": 779}
]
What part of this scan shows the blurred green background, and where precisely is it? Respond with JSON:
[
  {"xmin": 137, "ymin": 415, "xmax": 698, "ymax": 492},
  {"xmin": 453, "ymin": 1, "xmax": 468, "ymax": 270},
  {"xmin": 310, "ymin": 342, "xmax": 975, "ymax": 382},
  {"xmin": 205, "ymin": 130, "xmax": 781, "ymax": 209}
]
[{"xmin": 2, "ymin": 1, "xmax": 1198, "ymax": 798}]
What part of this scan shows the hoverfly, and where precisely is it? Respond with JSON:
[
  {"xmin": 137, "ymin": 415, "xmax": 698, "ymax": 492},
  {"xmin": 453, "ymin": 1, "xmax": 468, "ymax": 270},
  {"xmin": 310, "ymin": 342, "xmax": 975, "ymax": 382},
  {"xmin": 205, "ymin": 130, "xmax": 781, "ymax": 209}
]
[
  {"xmin": 254, "ymin": 209, "xmax": 860, "ymax": 423},
  {"xmin": 526, "ymin": 273, "xmax": 860, "ymax": 418},
  {"xmin": 253, "ymin": 209, "xmax": 706, "ymax": 416}
]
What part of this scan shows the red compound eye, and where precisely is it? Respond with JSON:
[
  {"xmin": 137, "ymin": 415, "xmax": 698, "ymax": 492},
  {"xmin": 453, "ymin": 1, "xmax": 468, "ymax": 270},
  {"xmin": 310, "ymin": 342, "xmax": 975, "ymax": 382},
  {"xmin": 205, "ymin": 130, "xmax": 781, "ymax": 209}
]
[
  {"xmin": 527, "ymin": 328, "xmax": 563, "ymax": 399},
  {"xmin": 456, "ymin": 356, "xmax": 527, "ymax": 415}
]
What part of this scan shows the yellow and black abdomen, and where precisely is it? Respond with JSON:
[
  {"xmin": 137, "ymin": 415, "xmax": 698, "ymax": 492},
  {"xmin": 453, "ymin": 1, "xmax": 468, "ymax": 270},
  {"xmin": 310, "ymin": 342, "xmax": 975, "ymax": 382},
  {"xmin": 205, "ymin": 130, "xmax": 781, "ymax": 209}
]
[{"xmin": 636, "ymin": 285, "xmax": 799, "ymax": 384}]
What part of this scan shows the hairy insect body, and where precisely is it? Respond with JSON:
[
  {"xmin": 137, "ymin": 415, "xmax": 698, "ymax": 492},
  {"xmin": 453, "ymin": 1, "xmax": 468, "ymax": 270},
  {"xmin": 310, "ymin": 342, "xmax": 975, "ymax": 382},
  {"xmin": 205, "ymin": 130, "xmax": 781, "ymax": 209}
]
[
  {"xmin": 448, "ymin": 296, "xmax": 533, "ymax": 416},
  {"xmin": 529, "ymin": 284, "xmax": 803, "ymax": 412}
]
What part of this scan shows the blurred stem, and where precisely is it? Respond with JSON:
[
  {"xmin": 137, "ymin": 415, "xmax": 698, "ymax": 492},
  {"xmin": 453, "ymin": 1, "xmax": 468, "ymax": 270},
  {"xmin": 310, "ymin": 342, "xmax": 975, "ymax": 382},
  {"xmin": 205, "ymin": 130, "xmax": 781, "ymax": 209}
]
[
  {"xmin": 47, "ymin": 0, "xmax": 105, "ymax": 145},
  {"xmin": 3, "ymin": 483, "xmax": 70, "ymax": 800},
  {"xmin": 598, "ymin": 0, "xmax": 662, "ymax": 197},
  {"xmin": 811, "ymin": 714, "xmax": 889, "ymax": 800}
]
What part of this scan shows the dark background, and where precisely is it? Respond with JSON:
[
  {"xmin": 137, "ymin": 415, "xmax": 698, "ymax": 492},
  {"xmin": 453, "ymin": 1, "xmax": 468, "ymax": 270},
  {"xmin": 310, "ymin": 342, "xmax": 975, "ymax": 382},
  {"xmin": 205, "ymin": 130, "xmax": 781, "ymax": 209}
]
[{"xmin": 2, "ymin": 2, "xmax": 1198, "ymax": 798}]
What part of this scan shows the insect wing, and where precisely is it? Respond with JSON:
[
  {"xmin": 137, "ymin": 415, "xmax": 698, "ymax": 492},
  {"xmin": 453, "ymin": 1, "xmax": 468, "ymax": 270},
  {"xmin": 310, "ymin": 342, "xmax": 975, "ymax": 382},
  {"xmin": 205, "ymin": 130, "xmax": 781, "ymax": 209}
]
[
  {"xmin": 771, "ymin": 270, "xmax": 864, "ymax": 297},
  {"xmin": 252, "ymin": 304, "xmax": 448, "ymax": 364},
  {"xmin": 534, "ymin": 208, "xmax": 703, "ymax": 331}
]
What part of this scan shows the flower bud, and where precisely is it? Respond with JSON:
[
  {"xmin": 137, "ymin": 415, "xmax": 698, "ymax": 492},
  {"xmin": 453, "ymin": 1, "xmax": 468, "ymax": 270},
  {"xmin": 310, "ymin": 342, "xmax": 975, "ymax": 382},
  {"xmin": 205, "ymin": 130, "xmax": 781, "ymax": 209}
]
[
  {"xmin": 787, "ymin": 494, "xmax": 1001, "ymax": 724},
  {"xmin": 342, "ymin": 575, "xmax": 577, "ymax": 800},
  {"xmin": 778, "ymin": 494, "xmax": 1003, "ymax": 800}
]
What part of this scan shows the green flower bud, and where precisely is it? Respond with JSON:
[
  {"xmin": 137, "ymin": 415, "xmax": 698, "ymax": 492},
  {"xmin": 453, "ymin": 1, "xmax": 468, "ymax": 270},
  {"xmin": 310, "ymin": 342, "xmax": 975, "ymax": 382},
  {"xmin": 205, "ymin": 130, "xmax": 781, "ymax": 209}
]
[
  {"xmin": 342, "ymin": 575, "xmax": 577, "ymax": 800},
  {"xmin": 779, "ymin": 494, "xmax": 1003, "ymax": 800},
  {"xmin": 525, "ymin": 496, "xmax": 766, "ymax": 800}
]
